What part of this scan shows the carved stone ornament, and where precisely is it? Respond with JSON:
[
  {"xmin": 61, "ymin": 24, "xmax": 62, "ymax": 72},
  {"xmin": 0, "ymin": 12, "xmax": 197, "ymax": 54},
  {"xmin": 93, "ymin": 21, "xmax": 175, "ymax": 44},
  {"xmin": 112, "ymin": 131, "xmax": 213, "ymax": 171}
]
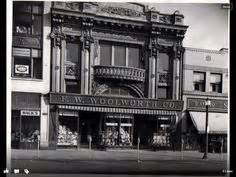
[
  {"xmin": 81, "ymin": 29, "xmax": 94, "ymax": 50},
  {"xmin": 100, "ymin": 6, "xmax": 143, "ymax": 17},
  {"xmin": 50, "ymin": 27, "xmax": 66, "ymax": 48}
]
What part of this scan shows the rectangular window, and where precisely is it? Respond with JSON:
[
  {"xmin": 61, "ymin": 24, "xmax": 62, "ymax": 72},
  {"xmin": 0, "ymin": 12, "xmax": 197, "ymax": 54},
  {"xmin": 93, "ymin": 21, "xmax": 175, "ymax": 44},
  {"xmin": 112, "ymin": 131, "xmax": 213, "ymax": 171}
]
[
  {"xmin": 13, "ymin": 2, "xmax": 42, "ymax": 35},
  {"xmin": 99, "ymin": 41, "xmax": 141, "ymax": 68},
  {"xmin": 210, "ymin": 73, "xmax": 222, "ymax": 93},
  {"xmin": 100, "ymin": 43, "xmax": 112, "ymax": 66},
  {"xmin": 66, "ymin": 43, "xmax": 80, "ymax": 63},
  {"xmin": 193, "ymin": 72, "xmax": 205, "ymax": 92},
  {"xmin": 65, "ymin": 80, "xmax": 80, "ymax": 94},
  {"xmin": 128, "ymin": 46, "xmax": 140, "ymax": 68},
  {"xmin": 114, "ymin": 45, "xmax": 126, "ymax": 66},
  {"xmin": 13, "ymin": 47, "xmax": 42, "ymax": 79},
  {"xmin": 158, "ymin": 53, "xmax": 170, "ymax": 71}
]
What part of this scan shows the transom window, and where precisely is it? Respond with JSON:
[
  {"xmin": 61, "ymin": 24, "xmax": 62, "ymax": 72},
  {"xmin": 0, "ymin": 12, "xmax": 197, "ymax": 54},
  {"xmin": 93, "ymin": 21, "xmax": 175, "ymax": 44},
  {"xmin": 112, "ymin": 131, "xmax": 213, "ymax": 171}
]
[
  {"xmin": 12, "ymin": 47, "xmax": 42, "ymax": 79},
  {"xmin": 193, "ymin": 71, "xmax": 205, "ymax": 92},
  {"xmin": 210, "ymin": 73, "xmax": 222, "ymax": 93},
  {"xmin": 13, "ymin": 2, "xmax": 43, "ymax": 35},
  {"xmin": 99, "ymin": 41, "xmax": 142, "ymax": 68}
]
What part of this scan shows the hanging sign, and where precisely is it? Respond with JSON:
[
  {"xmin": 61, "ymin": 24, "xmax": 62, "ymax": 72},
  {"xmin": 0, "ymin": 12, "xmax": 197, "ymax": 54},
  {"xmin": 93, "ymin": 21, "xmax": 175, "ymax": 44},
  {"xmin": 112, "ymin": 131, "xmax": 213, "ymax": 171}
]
[{"xmin": 21, "ymin": 110, "xmax": 40, "ymax": 116}]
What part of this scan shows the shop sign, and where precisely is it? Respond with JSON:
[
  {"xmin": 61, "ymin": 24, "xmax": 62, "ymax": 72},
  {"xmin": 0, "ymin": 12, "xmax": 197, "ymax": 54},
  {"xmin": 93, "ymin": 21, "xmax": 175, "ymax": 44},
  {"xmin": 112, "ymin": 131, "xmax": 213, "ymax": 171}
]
[
  {"xmin": 21, "ymin": 110, "xmax": 40, "ymax": 116},
  {"xmin": 15, "ymin": 65, "xmax": 29, "ymax": 74},
  {"xmin": 187, "ymin": 98, "xmax": 228, "ymax": 112},
  {"xmin": 50, "ymin": 92, "xmax": 184, "ymax": 111}
]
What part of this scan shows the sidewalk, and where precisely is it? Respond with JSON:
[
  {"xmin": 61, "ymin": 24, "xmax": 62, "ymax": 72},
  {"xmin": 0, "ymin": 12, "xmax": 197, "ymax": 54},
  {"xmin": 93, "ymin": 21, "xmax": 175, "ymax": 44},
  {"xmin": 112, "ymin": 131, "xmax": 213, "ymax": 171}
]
[{"xmin": 11, "ymin": 148, "xmax": 228, "ymax": 161}]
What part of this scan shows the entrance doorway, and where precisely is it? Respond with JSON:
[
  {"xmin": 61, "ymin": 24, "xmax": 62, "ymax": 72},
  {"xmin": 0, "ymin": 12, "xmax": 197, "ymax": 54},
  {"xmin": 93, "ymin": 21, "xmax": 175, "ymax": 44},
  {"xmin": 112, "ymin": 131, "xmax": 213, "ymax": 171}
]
[{"xmin": 79, "ymin": 112, "xmax": 100, "ymax": 147}]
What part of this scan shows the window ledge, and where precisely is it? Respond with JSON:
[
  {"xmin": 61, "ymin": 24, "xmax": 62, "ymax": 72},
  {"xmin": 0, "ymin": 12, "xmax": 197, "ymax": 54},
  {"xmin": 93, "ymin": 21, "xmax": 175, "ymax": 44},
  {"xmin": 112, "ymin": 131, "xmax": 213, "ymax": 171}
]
[{"xmin": 11, "ymin": 77, "xmax": 43, "ymax": 82}]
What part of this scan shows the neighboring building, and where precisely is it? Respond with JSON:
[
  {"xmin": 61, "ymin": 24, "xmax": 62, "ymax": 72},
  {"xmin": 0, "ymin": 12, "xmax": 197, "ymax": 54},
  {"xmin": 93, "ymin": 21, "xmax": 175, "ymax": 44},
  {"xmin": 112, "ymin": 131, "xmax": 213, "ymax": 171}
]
[
  {"xmin": 181, "ymin": 47, "xmax": 229, "ymax": 152},
  {"xmin": 11, "ymin": 2, "xmax": 51, "ymax": 149}
]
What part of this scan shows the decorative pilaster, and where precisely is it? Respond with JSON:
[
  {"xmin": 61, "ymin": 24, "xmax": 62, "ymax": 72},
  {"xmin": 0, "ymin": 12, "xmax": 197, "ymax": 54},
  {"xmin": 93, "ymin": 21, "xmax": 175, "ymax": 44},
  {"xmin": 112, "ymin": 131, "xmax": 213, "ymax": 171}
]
[
  {"xmin": 172, "ymin": 41, "xmax": 183, "ymax": 100},
  {"xmin": 50, "ymin": 21, "xmax": 66, "ymax": 92},
  {"xmin": 80, "ymin": 18, "xmax": 94, "ymax": 94}
]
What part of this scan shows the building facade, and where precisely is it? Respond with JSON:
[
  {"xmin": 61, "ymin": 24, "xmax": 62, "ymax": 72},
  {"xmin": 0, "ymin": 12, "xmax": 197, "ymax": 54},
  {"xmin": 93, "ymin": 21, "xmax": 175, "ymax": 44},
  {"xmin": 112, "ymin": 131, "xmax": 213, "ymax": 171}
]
[
  {"xmin": 11, "ymin": 2, "xmax": 228, "ymax": 151},
  {"xmin": 181, "ymin": 47, "xmax": 228, "ymax": 152},
  {"xmin": 11, "ymin": 1, "xmax": 51, "ymax": 149}
]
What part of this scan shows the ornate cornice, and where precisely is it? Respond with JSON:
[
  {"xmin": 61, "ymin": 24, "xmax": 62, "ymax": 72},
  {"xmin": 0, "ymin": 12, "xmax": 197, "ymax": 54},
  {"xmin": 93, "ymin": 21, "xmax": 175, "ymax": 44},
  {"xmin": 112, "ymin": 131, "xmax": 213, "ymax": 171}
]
[{"xmin": 185, "ymin": 47, "xmax": 228, "ymax": 54}]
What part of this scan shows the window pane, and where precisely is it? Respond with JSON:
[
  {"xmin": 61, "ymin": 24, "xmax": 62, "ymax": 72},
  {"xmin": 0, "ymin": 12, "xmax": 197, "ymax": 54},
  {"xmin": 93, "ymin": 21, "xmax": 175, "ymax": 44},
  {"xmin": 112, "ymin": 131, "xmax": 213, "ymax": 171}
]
[
  {"xmin": 14, "ymin": 14, "xmax": 32, "ymax": 34},
  {"xmin": 32, "ymin": 15, "xmax": 42, "ymax": 35},
  {"xmin": 21, "ymin": 116, "xmax": 40, "ymax": 142},
  {"xmin": 14, "ymin": 2, "xmax": 31, "ymax": 14},
  {"xmin": 210, "ymin": 74, "xmax": 221, "ymax": 83},
  {"xmin": 13, "ymin": 48, "xmax": 31, "ymax": 57},
  {"xmin": 66, "ymin": 80, "xmax": 80, "ymax": 93},
  {"xmin": 128, "ymin": 46, "xmax": 140, "ymax": 68},
  {"xmin": 114, "ymin": 45, "xmax": 126, "ymax": 66},
  {"xmin": 159, "ymin": 53, "xmax": 169, "ymax": 71},
  {"xmin": 66, "ymin": 43, "xmax": 79, "ymax": 63},
  {"xmin": 193, "ymin": 72, "xmax": 205, "ymax": 82},
  {"xmin": 32, "ymin": 4, "xmax": 42, "ymax": 14},
  {"xmin": 33, "ymin": 57, "xmax": 42, "ymax": 79},
  {"xmin": 14, "ymin": 56, "xmax": 31, "ymax": 77},
  {"xmin": 157, "ymin": 87, "xmax": 167, "ymax": 99},
  {"xmin": 100, "ymin": 43, "xmax": 111, "ymax": 66}
]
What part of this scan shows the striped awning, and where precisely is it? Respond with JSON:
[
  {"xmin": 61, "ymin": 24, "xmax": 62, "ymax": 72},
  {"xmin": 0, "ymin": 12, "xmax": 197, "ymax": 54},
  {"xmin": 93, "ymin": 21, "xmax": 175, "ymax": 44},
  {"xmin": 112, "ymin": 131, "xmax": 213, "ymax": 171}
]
[{"xmin": 57, "ymin": 105, "xmax": 177, "ymax": 115}]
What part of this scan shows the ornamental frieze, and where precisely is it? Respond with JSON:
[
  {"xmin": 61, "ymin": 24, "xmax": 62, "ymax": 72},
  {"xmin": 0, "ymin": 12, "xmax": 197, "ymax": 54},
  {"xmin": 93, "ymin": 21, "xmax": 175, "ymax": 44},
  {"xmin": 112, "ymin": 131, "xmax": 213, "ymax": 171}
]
[
  {"xmin": 53, "ymin": 2, "xmax": 81, "ymax": 12},
  {"xmin": 100, "ymin": 6, "xmax": 143, "ymax": 17}
]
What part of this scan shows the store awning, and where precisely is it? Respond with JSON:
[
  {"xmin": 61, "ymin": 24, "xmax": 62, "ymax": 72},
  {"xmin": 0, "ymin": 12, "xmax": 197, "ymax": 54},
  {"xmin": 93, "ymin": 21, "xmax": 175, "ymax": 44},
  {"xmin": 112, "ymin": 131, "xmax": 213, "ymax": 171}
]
[
  {"xmin": 57, "ymin": 105, "xmax": 177, "ymax": 116},
  {"xmin": 189, "ymin": 112, "xmax": 229, "ymax": 134}
]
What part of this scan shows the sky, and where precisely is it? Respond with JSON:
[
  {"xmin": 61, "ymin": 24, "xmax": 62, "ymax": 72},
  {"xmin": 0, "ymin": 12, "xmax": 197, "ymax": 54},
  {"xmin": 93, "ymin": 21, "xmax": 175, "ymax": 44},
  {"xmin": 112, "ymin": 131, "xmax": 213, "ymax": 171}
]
[{"xmin": 146, "ymin": 3, "xmax": 229, "ymax": 50}]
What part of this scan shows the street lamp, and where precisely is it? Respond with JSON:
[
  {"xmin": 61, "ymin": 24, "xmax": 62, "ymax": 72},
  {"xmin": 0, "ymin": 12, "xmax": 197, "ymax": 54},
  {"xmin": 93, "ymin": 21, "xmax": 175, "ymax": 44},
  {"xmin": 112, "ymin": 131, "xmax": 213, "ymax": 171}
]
[{"xmin": 202, "ymin": 98, "xmax": 211, "ymax": 159}]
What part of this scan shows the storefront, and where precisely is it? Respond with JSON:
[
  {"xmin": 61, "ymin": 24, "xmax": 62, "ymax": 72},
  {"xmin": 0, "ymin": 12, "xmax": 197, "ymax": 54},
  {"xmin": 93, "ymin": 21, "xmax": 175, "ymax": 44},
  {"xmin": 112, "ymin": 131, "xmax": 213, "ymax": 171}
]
[
  {"xmin": 184, "ymin": 98, "xmax": 228, "ymax": 152},
  {"xmin": 11, "ymin": 92, "xmax": 41, "ymax": 149},
  {"xmin": 49, "ymin": 92, "xmax": 184, "ymax": 149}
]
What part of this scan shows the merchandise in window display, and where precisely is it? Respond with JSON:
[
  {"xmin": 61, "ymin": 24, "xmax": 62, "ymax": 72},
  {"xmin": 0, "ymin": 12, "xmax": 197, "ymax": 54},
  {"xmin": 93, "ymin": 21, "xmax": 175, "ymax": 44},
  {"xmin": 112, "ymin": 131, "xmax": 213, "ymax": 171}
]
[
  {"xmin": 21, "ymin": 130, "xmax": 40, "ymax": 143},
  {"xmin": 101, "ymin": 127, "xmax": 132, "ymax": 146},
  {"xmin": 57, "ymin": 125, "xmax": 78, "ymax": 146}
]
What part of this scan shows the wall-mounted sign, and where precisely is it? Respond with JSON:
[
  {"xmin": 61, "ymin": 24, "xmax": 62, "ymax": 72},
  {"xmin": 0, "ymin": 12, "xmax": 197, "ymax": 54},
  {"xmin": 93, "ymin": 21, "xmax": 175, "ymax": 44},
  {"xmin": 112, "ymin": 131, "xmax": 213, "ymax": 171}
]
[
  {"xmin": 50, "ymin": 92, "xmax": 184, "ymax": 111},
  {"xmin": 21, "ymin": 110, "xmax": 40, "ymax": 116},
  {"xmin": 15, "ymin": 65, "xmax": 29, "ymax": 74},
  {"xmin": 187, "ymin": 98, "xmax": 228, "ymax": 113}
]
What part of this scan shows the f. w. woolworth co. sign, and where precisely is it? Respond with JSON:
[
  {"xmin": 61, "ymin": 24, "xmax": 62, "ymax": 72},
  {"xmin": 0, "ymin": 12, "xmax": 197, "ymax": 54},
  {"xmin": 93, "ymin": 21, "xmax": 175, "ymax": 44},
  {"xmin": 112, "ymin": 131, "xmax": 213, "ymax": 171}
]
[{"xmin": 49, "ymin": 92, "xmax": 184, "ymax": 111}]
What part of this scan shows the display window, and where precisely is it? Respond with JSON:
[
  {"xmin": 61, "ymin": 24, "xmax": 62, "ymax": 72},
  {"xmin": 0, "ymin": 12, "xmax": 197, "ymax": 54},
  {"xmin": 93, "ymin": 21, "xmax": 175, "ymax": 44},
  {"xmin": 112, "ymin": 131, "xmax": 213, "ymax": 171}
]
[
  {"xmin": 11, "ymin": 110, "xmax": 40, "ymax": 149},
  {"xmin": 102, "ymin": 114, "xmax": 133, "ymax": 147},
  {"xmin": 57, "ymin": 116, "xmax": 79, "ymax": 146}
]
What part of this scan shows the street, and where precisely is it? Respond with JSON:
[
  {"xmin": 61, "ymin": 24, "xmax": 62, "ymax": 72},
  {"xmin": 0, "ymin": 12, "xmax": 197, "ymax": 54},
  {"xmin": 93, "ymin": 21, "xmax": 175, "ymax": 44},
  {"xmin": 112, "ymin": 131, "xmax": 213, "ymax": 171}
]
[{"xmin": 10, "ymin": 149, "xmax": 229, "ymax": 176}]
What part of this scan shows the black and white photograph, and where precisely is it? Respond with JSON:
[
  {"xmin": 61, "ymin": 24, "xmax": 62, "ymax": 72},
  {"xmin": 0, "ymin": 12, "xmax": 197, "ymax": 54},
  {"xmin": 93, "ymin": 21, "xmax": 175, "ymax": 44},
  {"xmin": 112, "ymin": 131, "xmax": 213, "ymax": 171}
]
[{"xmin": 5, "ymin": 0, "xmax": 230, "ymax": 176}]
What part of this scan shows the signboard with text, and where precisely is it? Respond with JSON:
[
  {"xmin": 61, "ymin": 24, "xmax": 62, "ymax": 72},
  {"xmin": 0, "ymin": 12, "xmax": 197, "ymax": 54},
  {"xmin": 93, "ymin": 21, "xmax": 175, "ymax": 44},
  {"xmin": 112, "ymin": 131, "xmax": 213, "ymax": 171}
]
[
  {"xmin": 49, "ymin": 93, "xmax": 184, "ymax": 111},
  {"xmin": 187, "ymin": 98, "xmax": 228, "ymax": 113}
]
